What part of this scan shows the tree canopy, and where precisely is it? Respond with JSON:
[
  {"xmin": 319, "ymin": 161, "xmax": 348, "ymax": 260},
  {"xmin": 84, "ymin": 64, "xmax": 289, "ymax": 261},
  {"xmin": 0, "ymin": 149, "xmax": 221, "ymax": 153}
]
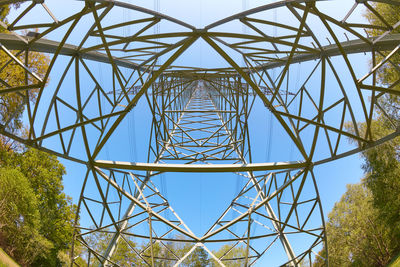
[
  {"xmin": 323, "ymin": 183, "xmax": 394, "ymax": 267},
  {"xmin": 361, "ymin": 0, "xmax": 400, "ymax": 254},
  {"xmin": 0, "ymin": 167, "xmax": 52, "ymax": 266},
  {"xmin": 0, "ymin": 2, "xmax": 50, "ymax": 151},
  {"xmin": 0, "ymin": 147, "xmax": 76, "ymax": 266},
  {"xmin": 0, "ymin": 3, "xmax": 75, "ymax": 266},
  {"xmin": 318, "ymin": 2, "xmax": 400, "ymax": 266},
  {"xmin": 210, "ymin": 244, "xmax": 247, "ymax": 267},
  {"xmin": 79, "ymin": 230, "xmax": 212, "ymax": 266}
]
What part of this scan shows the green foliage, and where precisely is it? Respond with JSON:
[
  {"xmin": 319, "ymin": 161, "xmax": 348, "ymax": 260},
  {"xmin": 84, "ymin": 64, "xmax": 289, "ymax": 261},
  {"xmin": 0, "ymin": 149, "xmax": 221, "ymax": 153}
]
[
  {"xmin": 356, "ymin": 2, "xmax": 400, "ymax": 249},
  {"xmin": 210, "ymin": 244, "xmax": 247, "ymax": 267},
  {"xmin": 82, "ymin": 230, "xmax": 143, "ymax": 266},
  {"xmin": 359, "ymin": 120, "xmax": 400, "ymax": 242},
  {"xmin": 0, "ymin": 168, "xmax": 52, "ymax": 266},
  {"xmin": 364, "ymin": 1, "xmax": 400, "ymax": 126},
  {"xmin": 0, "ymin": 3, "xmax": 21, "ymax": 29},
  {"xmin": 318, "ymin": 3, "xmax": 400, "ymax": 266},
  {"xmin": 183, "ymin": 246, "xmax": 210, "ymax": 267},
  {"xmin": 365, "ymin": 2, "xmax": 400, "ymax": 90},
  {"xmin": 0, "ymin": 48, "xmax": 50, "ymax": 149},
  {"xmin": 311, "ymin": 248, "xmax": 327, "ymax": 267},
  {"xmin": 324, "ymin": 183, "xmax": 394, "ymax": 267},
  {"xmin": 81, "ymin": 231, "xmax": 211, "ymax": 266},
  {"xmin": 0, "ymin": 5, "xmax": 68, "ymax": 264},
  {"xmin": 357, "ymin": 2, "xmax": 400, "ymax": 263},
  {"xmin": 0, "ymin": 3, "xmax": 50, "ymax": 151},
  {"xmin": 0, "ymin": 148, "xmax": 76, "ymax": 266}
]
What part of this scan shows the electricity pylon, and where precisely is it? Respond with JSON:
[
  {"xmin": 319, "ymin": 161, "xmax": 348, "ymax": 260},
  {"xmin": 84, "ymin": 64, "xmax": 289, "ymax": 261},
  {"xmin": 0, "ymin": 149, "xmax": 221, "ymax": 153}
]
[{"xmin": 0, "ymin": 0, "xmax": 399, "ymax": 265}]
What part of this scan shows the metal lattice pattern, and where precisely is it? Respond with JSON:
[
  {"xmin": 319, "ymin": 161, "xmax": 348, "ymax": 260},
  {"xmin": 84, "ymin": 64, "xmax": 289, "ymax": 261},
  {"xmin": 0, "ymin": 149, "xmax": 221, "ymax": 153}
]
[{"xmin": 0, "ymin": 0, "xmax": 400, "ymax": 266}]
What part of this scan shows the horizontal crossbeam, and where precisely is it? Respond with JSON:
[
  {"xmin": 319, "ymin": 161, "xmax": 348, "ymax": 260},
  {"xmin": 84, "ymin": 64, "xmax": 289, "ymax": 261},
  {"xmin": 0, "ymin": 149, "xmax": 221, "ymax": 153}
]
[
  {"xmin": 1, "ymin": 32, "xmax": 399, "ymax": 72},
  {"xmin": 94, "ymin": 160, "xmax": 307, "ymax": 172}
]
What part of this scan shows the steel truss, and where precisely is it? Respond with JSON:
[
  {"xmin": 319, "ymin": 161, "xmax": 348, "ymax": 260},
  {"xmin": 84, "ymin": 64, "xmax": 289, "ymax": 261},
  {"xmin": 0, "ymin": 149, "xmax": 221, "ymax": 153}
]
[{"xmin": 0, "ymin": 0, "xmax": 400, "ymax": 266}]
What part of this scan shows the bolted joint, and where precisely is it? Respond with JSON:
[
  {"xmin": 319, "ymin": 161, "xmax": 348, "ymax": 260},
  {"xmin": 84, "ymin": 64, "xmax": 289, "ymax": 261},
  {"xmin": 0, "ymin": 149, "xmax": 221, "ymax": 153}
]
[
  {"xmin": 248, "ymin": 207, "xmax": 254, "ymax": 214},
  {"xmin": 305, "ymin": 1, "xmax": 316, "ymax": 8},
  {"xmin": 29, "ymin": 140, "xmax": 39, "ymax": 149},
  {"xmin": 307, "ymin": 161, "xmax": 314, "ymax": 170},
  {"xmin": 85, "ymin": 159, "xmax": 96, "ymax": 170},
  {"xmin": 194, "ymin": 28, "xmax": 207, "ymax": 34},
  {"xmin": 264, "ymin": 101, "xmax": 273, "ymax": 111},
  {"xmin": 126, "ymin": 102, "xmax": 137, "ymax": 112},
  {"xmin": 84, "ymin": 0, "xmax": 96, "ymax": 8}
]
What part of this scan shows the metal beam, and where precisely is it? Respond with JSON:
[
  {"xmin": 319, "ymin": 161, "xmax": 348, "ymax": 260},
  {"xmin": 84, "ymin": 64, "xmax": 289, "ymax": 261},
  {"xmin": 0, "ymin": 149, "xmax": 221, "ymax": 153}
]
[
  {"xmin": 0, "ymin": 33, "xmax": 142, "ymax": 70},
  {"xmin": 1, "ymin": 32, "xmax": 399, "ymax": 72},
  {"xmin": 94, "ymin": 160, "xmax": 307, "ymax": 172}
]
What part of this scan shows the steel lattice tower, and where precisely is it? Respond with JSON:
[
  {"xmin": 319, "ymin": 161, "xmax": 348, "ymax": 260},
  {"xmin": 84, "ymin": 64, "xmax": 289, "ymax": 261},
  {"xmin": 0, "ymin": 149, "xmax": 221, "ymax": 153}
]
[{"xmin": 0, "ymin": 0, "xmax": 400, "ymax": 266}]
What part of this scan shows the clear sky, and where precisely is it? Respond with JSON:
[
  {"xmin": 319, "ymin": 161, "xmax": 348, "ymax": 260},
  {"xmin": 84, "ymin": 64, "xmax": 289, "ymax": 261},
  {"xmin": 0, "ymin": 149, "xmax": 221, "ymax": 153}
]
[{"xmin": 9, "ymin": 0, "xmax": 371, "ymax": 265}]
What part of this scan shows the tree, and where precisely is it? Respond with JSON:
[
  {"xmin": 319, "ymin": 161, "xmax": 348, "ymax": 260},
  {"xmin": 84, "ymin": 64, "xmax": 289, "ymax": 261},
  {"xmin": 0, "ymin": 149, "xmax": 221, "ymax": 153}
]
[
  {"xmin": 0, "ymin": 48, "xmax": 50, "ymax": 151},
  {"xmin": 359, "ymin": 0, "xmax": 400, "ymax": 257},
  {"xmin": 0, "ymin": 167, "xmax": 52, "ymax": 266},
  {"xmin": 0, "ymin": 147, "xmax": 76, "ymax": 266},
  {"xmin": 364, "ymin": 1, "xmax": 400, "ymax": 92},
  {"xmin": 311, "ymin": 248, "xmax": 327, "ymax": 267},
  {"xmin": 184, "ymin": 246, "xmax": 210, "ymax": 267},
  {"xmin": 0, "ymin": 3, "xmax": 50, "ymax": 152},
  {"xmin": 322, "ymin": 3, "xmax": 400, "ymax": 265},
  {"xmin": 0, "ymin": 3, "xmax": 75, "ymax": 266},
  {"xmin": 0, "ymin": 3, "xmax": 21, "ymax": 27},
  {"xmin": 80, "ymin": 231, "xmax": 212, "ymax": 266},
  {"xmin": 17, "ymin": 149, "xmax": 75, "ymax": 265},
  {"xmin": 359, "ymin": 120, "xmax": 400, "ymax": 242},
  {"xmin": 82, "ymin": 229, "xmax": 145, "ymax": 266},
  {"xmin": 210, "ymin": 244, "xmax": 247, "ymax": 267},
  {"xmin": 175, "ymin": 243, "xmax": 210, "ymax": 267},
  {"xmin": 323, "ymin": 183, "xmax": 393, "ymax": 267}
]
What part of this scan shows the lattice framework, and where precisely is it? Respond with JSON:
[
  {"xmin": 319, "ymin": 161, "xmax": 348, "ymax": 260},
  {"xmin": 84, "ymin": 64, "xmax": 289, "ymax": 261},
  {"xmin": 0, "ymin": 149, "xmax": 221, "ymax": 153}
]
[{"xmin": 0, "ymin": 0, "xmax": 400, "ymax": 266}]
